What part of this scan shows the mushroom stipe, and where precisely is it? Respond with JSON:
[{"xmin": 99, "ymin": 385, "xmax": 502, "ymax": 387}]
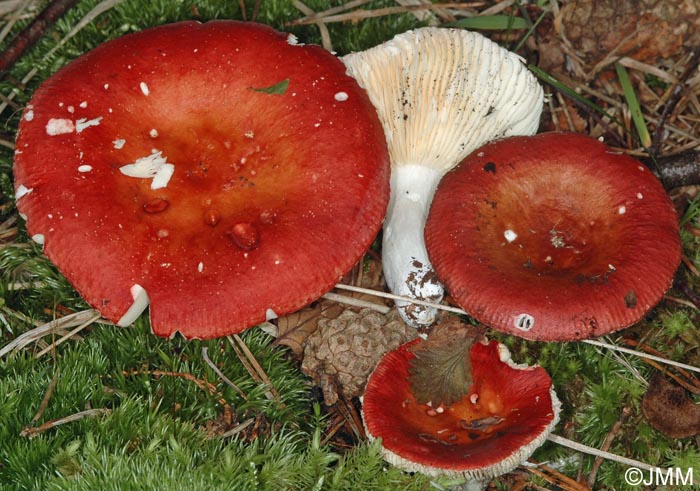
[{"xmin": 14, "ymin": 21, "xmax": 390, "ymax": 339}]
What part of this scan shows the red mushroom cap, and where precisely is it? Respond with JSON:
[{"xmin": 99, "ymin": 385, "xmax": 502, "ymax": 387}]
[
  {"xmin": 13, "ymin": 21, "xmax": 389, "ymax": 339},
  {"xmin": 425, "ymin": 132, "xmax": 681, "ymax": 341},
  {"xmin": 362, "ymin": 338, "xmax": 559, "ymax": 479}
]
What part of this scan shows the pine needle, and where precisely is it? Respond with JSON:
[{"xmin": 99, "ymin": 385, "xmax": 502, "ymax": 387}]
[{"xmin": 331, "ymin": 284, "xmax": 700, "ymax": 375}]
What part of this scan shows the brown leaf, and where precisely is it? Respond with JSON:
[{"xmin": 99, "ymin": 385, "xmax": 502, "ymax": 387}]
[
  {"xmin": 275, "ymin": 300, "xmax": 343, "ymax": 355},
  {"xmin": 560, "ymin": 1, "xmax": 684, "ymax": 67},
  {"xmin": 407, "ymin": 319, "xmax": 482, "ymax": 407}
]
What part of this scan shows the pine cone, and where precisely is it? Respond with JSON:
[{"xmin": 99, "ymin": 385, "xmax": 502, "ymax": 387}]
[{"xmin": 302, "ymin": 308, "xmax": 417, "ymax": 405}]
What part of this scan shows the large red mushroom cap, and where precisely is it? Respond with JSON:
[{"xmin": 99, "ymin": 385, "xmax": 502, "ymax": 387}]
[
  {"xmin": 362, "ymin": 338, "xmax": 559, "ymax": 479},
  {"xmin": 13, "ymin": 21, "xmax": 389, "ymax": 339},
  {"xmin": 425, "ymin": 132, "xmax": 681, "ymax": 341}
]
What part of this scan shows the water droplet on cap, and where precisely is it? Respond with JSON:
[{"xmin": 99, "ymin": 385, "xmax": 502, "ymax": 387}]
[
  {"xmin": 143, "ymin": 198, "xmax": 169, "ymax": 214},
  {"xmin": 204, "ymin": 208, "xmax": 221, "ymax": 227},
  {"xmin": 228, "ymin": 222, "xmax": 259, "ymax": 250}
]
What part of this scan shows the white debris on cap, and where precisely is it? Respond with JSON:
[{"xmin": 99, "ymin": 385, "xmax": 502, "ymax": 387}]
[
  {"xmin": 15, "ymin": 184, "xmax": 33, "ymax": 200},
  {"xmin": 119, "ymin": 150, "xmax": 174, "ymax": 190},
  {"xmin": 78, "ymin": 165, "xmax": 93, "ymax": 173},
  {"xmin": 46, "ymin": 118, "xmax": 75, "ymax": 135},
  {"xmin": 286, "ymin": 33, "xmax": 300, "ymax": 46},
  {"xmin": 140, "ymin": 82, "xmax": 150, "ymax": 96},
  {"xmin": 76, "ymin": 117, "xmax": 103, "ymax": 133},
  {"xmin": 113, "ymin": 138, "xmax": 126, "ymax": 149}
]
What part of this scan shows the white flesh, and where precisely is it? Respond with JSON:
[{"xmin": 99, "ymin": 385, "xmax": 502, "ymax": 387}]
[
  {"xmin": 117, "ymin": 284, "xmax": 150, "ymax": 327},
  {"xmin": 382, "ymin": 165, "xmax": 443, "ymax": 326}
]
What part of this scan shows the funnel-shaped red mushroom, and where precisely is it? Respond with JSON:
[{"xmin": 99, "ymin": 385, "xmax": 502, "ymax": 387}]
[
  {"xmin": 13, "ymin": 21, "xmax": 390, "ymax": 339},
  {"xmin": 362, "ymin": 337, "xmax": 559, "ymax": 479},
  {"xmin": 425, "ymin": 132, "xmax": 681, "ymax": 341}
]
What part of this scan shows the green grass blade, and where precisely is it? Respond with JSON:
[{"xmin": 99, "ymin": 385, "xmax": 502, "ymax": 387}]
[
  {"xmin": 447, "ymin": 15, "xmax": 529, "ymax": 30},
  {"xmin": 513, "ymin": 9, "xmax": 548, "ymax": 52},
  {"xmin": 528, "ymin": 64, "xmax": 625, "ymax": 129},
  {"xmin": 615, "ymin": 62, "xmax": 652, "ymax": 148}
]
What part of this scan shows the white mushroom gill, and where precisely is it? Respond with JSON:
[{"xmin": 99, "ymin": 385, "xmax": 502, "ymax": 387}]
[{"xmin": 342, "ymin": 27, "xmax": 543, "ymax": 327}]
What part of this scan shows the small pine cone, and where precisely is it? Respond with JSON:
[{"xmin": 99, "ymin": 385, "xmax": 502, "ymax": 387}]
[{"xmin": 302, "ymin": 308, "xmax": 417, "ymax": 405}]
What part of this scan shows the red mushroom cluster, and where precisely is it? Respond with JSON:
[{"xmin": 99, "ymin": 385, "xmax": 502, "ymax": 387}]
[{"xmin": 13, "ymin": 21, "xmax": 390, "ymax": 339}]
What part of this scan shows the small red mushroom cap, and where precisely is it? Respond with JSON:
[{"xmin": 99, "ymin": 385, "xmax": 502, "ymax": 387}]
[
  {"xmin": 13, "ymin": 21, "xmax": 389, "ymax": 339},
  {"xmin": 425, "ymin": 132, "xmax": 681, "ymax": 341},
  {"xmin": 362, "ymin": 338, "xmax": 559, "ymax": 479}
]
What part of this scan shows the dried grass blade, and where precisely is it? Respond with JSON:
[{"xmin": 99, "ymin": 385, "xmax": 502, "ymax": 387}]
[
  {"xmin": 35, "ymin": 310, "xmax": 102, "ymax": 358},
  {"xmin": 0, "ymin": 309, "xmax": 104, "ymax": 358},
  {"xmin": 528, "ymin": 64, "xmax": 624, "ymax": 129}
]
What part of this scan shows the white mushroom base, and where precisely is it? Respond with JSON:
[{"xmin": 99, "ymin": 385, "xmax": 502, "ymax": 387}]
[{"xmin": 382, "ymin": 164, "xmax": 444, "ymax": 327}]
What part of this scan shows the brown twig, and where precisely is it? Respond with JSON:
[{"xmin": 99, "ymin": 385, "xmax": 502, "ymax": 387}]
[
  {"xmin": 287, "ymin": 2, "xmax": 485, "ymax": 26},
  {"xmin": 0, "ymin": 0, "xmax": 80, "ymax": 78},
  {"xmin": 228, "ymin": 334, "xmax": 280, "ymax": 402},
  {"xmin": 292, "ymin": 0, "xmax": 332, "ymax": 52},
  {"xmin": 622, "ymin": 338, "xmax": 700, "ymax": 392},
  {"xmin": 251, "ymin": 0, "xmax": 261, "ymax": 22},
  {"xmin": 291, "ymin": 0, "xmax": 371, "ymax": 25},
  {"xmin": 586, "ymin": 407, "xmax": 631, "ymax": 488},
  {"xmin": 123, "ymin": 369, "xmax": 233, "ymax": 423},
  {"xmin": 219, "ymin": 417, "xmax": 255, "ymax": 439},
  {"xmin": 682, "ymin": 255, "xmax": 700, "ymax": 278},
  {"xmin": 642, "ymin": 149, "xmax": 700, "ymax": 188},
  {"xmin": 651, "ymin": 47, "xmax": 700, "ymax": 156},
  {"xmin": 526, "ymin": 462, "xmax": 590, "ymax": 491},
  {"xmin": 30, "ymin": 369, "xmax": 60, "ymax": 424},
  {"xmin": 674, "ymin": 273, "xmax": 700, "ymax": 310},
  {"xmin": 20, "ymin": 408, "xmax": 111, "ymax": 439},
  {"xmin": 201, "ymin": 347, "xmax": 249, "ymax": 401}
]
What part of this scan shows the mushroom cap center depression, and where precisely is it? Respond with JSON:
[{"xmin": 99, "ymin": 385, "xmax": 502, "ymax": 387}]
[
  {"xmin": 471, "ymin": 161, "xmax": 620, "ymax": 283},
  {"xmin": 113, "ymin": 103, "xmax": 298, "ymax": 252}
]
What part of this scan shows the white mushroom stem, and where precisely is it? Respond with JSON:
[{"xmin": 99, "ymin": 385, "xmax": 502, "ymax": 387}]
[{"xmin": 383, "ymin": 164, "xmax": 444, "ymax": 325}]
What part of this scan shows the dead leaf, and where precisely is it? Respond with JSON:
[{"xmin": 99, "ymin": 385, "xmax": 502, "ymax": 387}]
[
  {"xmin": 275, "ymin": 300, "xmax": 343, "ymax": 356},
  {"xmin": 560, "ymin": 1, "xmax": 685, "ymax": 69},
  {"xmin": 407, "ymin": 318, "xmax": 484, "ymax": 407}
]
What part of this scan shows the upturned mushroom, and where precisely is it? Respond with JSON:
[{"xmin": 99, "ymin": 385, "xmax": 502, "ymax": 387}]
[
  {"xmin": 362, "ymin": 321, "xmax": 560, "ymax": 481},
  {"xmin": 425, "ymin": 132, "xmax": 682, "ymax": 341},
  {"xmin": 13, "ymin": 21, "xmax": 390, "ymax": 339},
  {"xmin": 342, "ymin": 27, "xmax": 543, "ymax": 327}
]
